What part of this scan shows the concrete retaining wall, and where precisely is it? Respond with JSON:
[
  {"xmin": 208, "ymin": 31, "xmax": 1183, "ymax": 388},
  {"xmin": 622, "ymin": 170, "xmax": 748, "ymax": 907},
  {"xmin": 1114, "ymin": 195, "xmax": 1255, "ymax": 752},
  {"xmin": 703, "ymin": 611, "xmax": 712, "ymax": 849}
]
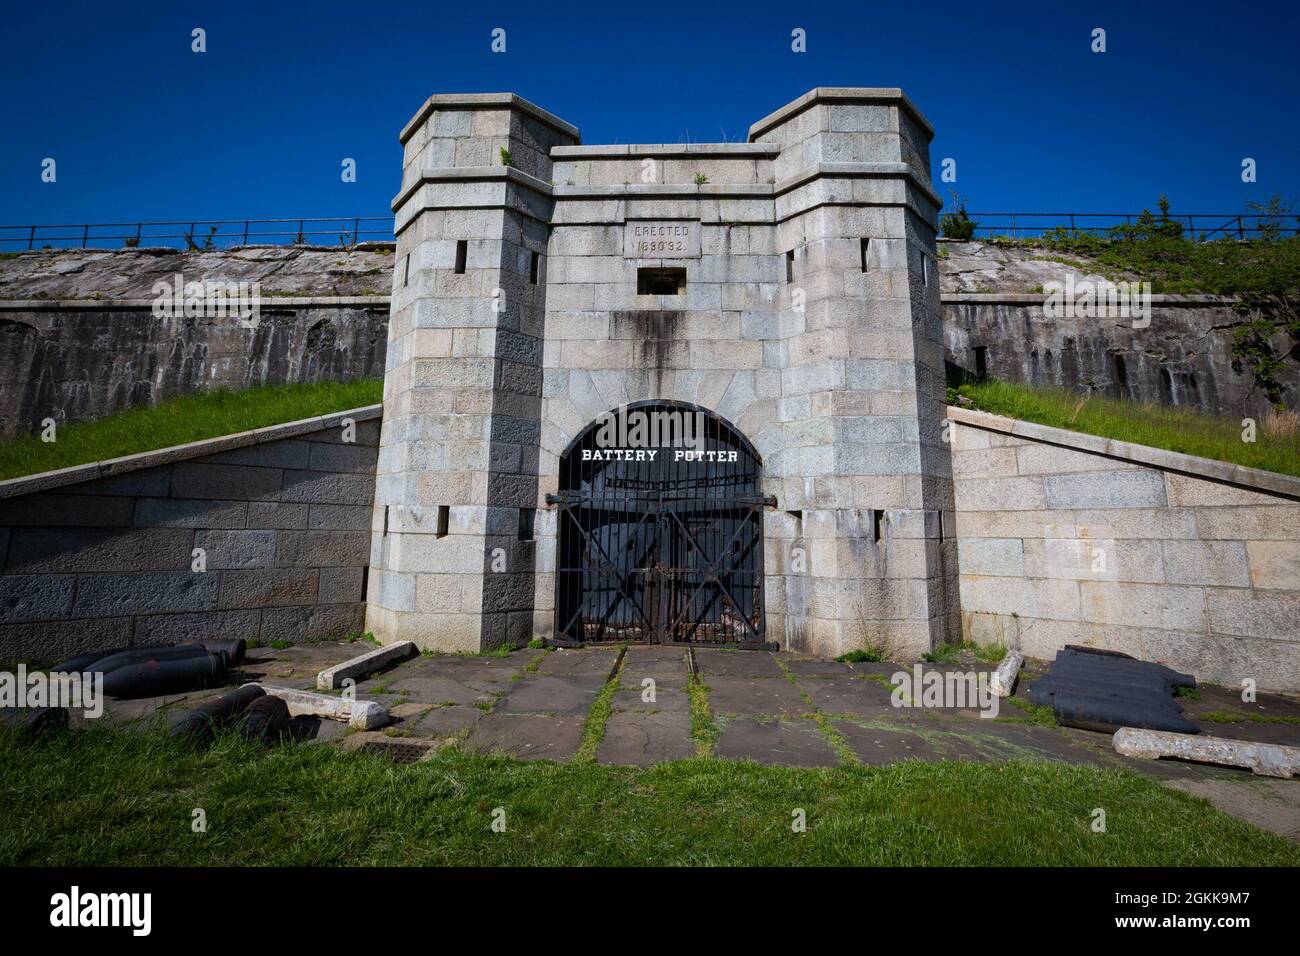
[
  {"xmin": 0, "ymin": 405, "xmax": 381, "ymax": 664},
  {"xmin": 949, "ymin": 406, "xmax": 1300, "ymax": 691}
]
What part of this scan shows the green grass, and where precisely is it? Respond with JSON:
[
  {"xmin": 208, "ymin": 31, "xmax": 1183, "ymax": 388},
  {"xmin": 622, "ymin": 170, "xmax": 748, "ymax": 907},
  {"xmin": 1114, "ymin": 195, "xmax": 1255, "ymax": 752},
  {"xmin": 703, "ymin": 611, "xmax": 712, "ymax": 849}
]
[
  {"xmin": 2, "ymin": 725, "xmax": 1295, "ymax": 866},
  {"xmin": 836, "ymin": 649, "xmax": 884, "ymax": 664},
  {"xmin": 0, "ymin": 378, "xmax": 383, "ymax": 482},
  {"xmin": 958, "ymin": 379, "xmax": 1300, "ymax": 478},
  {"xmin": 1198, "ymin": 709, "xmax": 1300, "ymax": 726}
]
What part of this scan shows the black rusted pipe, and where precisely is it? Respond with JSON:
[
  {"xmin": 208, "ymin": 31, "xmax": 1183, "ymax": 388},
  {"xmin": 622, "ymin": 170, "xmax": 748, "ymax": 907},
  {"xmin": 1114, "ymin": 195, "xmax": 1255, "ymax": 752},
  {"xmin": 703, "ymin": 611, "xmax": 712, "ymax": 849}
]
[
  {"xmin": 81, "ymin": 645, "xmax": 213, "ymax": 676},
  {"xmin": 169, "ymin": 684, "xmax": 266, "ymax": 742},
  {"xmin": 237, "ymin": 695, "xmax": 290, "ymax": 745},
  {"xmin": 53, "ymin": 648, "xmax": 130, "ymax": 673},
  {"xmin": 102, "ymin": 653, "xmax": 227, "ymax": 699},
  {"xmin": 197, "ymin": 638, "xmax": 246, "ymax": 666}
]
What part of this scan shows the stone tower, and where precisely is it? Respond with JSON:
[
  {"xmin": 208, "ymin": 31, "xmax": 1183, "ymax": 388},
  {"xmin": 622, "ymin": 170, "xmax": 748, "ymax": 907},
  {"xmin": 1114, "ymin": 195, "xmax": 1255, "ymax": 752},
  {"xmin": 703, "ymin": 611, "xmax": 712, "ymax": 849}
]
[{"xmin": 368, "ymin": 88, "xmax": 957, "ymax": 657}]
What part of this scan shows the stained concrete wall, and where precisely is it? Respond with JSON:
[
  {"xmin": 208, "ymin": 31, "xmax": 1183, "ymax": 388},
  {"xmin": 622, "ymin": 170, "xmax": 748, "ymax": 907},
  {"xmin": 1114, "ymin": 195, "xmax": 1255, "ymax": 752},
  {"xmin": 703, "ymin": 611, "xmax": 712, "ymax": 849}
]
[
  {"xmin": 944, "ymin": 294, "xmax": 1296, "ymax": 419},
  {"xmin": 0, "ymin": 406, "xmax": 380, "ymax": 664},
  {"xmin": 0, "ymin": 246, "xmax": 394, "ymax": 438},
  {"xmin": 369, "ymin": 88, "xmax": 955, "ymax": 658},
  {"xmin": 949, "ymin": 405, "xmax": 1300, "ymax": 691}
]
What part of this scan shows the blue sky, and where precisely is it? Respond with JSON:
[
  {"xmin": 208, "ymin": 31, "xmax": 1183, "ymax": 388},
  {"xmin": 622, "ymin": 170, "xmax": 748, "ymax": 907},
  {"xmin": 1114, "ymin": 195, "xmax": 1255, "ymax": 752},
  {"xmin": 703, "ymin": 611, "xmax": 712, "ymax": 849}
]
[{"xmin": 1, "ymin": 0, "xmax": 1296, "ymax": 230}]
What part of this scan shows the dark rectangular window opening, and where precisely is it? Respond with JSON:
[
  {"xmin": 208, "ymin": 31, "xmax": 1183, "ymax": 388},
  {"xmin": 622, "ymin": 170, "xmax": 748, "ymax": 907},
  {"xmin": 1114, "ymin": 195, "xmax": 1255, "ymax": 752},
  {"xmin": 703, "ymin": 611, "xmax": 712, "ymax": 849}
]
[
  {"xmin": 402, "ymin": 255, "xmax": 410, "ymax": 287},
  {"xmin": 529, "ymin": 250, "xmax": 540, "ymax": 285},
  {"xmin": 637, "ymin": 267, "xmax": 686, "ymax": 295},
  {"xmin": 973, "ymin": 345, "xmax": 988, "ymax": 380},
  {"xmin": 360, "ymin": 565, "xmax": 370, "ymax": 601},
  {"xmin": 436, "ymin": 505, "xmax": 450, "ymax": 538},
  {"xmin": 873, "ymin": 509, "xmax": 885, "ymax": 543},
  {"xmin": 518, "ymin": 507, "xmax": 535, "ymax": 541},
  {"xmin": 454, "ymin": 240, "xmax": 467, "ymax": 274},
  {"xmin": 383, "ymin": 505, "xmax": 390, "ymax": 537},
  {"xmin": 785, "ymin": 249, "xmax": 795, "ymax": 283},
  {"xmin": 921, "ymin": 254, "xmax": 929, "ymax": 286},
  {"xmin": 860, "ymin": 238, "xmax": 870, "ymax": 272}
]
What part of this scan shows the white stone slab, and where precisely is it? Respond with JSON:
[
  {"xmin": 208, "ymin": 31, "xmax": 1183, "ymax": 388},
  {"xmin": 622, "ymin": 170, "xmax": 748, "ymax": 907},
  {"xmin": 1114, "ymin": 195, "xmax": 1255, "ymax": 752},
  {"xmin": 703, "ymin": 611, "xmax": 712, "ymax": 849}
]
[
  {"xmin": 990, "ymin": 651, "xmax": 1023, "ymax": 698},
  {"xmin": 246, "ymin": 683, "xmax": 388, "ymax": 729},
  {"xmin": 1113, "ymin": 727, "xmax": 1300, "ymax": 778},
  {"xmin": 316, "ymin": 640, "xmax": 417, "ymax": 691}
]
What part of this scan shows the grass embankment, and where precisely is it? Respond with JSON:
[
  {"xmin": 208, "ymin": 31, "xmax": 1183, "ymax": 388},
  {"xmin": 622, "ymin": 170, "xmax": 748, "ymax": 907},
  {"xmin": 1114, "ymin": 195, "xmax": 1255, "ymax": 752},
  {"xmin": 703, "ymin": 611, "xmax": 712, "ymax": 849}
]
[
  {"xmin": 957, "ymin": 380, "xmax": 1300, "ymax": 478},
  {"xmin": 0, "ymin": 379, "xmax": 383, "ymax": 482},
  {"xmin": 2, "ymin": 726, "xmax": 1296, "ymax": 866}
]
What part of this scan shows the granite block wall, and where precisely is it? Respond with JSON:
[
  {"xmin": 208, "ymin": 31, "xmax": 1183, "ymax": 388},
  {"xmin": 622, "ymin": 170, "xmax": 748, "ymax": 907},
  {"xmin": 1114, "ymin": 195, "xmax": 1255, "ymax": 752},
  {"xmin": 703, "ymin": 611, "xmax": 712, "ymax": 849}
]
[
  {"xmin": 0, "ymin": 408, "xmax": 380, "ymax": 664},
  {"xmin": 949, "ymin": 406, "xmax": 1300, "ymax": 691}
]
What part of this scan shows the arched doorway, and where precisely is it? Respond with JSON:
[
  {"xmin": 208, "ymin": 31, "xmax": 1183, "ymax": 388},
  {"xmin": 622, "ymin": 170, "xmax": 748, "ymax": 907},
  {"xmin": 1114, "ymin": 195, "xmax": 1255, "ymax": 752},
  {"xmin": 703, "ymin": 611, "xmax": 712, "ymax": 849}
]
[{"xmin": 549, "ymin": 401, "xmax": 772, "ymax": 646}]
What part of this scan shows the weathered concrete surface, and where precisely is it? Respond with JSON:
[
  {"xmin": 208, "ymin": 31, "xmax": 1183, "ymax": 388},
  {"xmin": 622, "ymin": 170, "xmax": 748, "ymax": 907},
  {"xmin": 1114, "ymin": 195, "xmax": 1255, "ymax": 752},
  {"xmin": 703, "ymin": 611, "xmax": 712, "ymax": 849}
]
[
  {"xmin": 1114, "ymin": 727, "xmax": 1300, "ymax": 778},
  {"xmin": 598, "ymin": 645, "xmax": 695, "ymax": 765},
  {"xmin": 715, "ymin": 717, "xmax": 837, "ymax": 766},
  {"xmin": 939, "ymin": 240, "xmax": 1297, "ymax": 418},
  {"xmin": 66, "ymin": 644, "xmax": 1300, "ymax": 838},
  {"xmin": 316, "ymin": 639, "xmax": 417, "ymax": 689},
  {"xmin": 950, "ymin": 406, "xmax": 1300, "ymax": 692},
  {"xmin": 0, "ymin": 410, "xmax": 379, "ymax": 663},
  {"xmin": 252, "ymin": 683, "xmax": 388, "ymax": 729},
  {"xmin": 991, "ymin": 651, "xmax": 1023, "ymax": 697}
]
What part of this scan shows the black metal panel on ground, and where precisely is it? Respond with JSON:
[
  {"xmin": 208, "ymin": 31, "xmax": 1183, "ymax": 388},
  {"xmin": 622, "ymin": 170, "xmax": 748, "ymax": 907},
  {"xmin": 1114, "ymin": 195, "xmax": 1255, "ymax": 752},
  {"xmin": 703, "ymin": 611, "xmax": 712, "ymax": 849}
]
[
  {"xmin": 550, "ymin": 401, "xmax": 771, "ymax": 646},
  {"xmin": 1029, "ymin": 645, "xmax": 1199, "ymax": 734}
]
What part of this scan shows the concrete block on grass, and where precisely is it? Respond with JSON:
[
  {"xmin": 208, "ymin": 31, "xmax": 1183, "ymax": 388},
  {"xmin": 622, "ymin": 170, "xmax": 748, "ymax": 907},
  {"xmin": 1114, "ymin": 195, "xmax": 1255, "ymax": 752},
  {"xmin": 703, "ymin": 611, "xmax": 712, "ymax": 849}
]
[{"xmin": 316, "ymin": 640, "xmax": 418, "ymax": 690}]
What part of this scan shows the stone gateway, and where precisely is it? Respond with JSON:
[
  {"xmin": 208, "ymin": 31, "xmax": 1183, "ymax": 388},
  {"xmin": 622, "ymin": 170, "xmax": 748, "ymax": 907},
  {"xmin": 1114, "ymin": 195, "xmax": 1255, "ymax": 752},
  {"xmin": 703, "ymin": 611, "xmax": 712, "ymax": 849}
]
[{"xmin": 366, "ymin": 88, "xmax": 956, "ymax": 659}]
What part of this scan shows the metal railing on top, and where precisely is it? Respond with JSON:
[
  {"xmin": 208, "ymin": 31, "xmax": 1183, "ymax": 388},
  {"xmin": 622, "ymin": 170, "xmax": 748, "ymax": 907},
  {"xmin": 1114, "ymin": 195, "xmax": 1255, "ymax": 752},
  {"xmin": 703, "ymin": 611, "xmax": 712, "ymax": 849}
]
[
  {"xmin": 0, "ymin": 217, "xmax": 395, "ymax": 251},
  {"xmin": 2, "ymin": 212, "xmax": 1297, "ymax": 250},
  {"xmin": 963, "ymin": 212, "xmax": 1300, "ymax": 241}
]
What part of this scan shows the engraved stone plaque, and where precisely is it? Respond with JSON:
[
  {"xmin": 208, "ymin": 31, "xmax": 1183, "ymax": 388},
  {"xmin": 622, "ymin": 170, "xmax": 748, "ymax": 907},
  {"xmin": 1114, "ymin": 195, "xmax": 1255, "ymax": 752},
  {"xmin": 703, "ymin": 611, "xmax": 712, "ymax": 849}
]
[{"xmin": 623, "ymin": 220, "xmax": 701, "ymax": 259}]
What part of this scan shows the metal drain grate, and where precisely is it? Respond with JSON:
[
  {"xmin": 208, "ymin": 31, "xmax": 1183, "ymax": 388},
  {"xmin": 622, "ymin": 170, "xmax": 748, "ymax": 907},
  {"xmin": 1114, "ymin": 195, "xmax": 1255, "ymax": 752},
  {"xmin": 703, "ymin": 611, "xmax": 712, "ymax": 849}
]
[{"xmin": 357, "ymin": 739, "xmax": 434, "ymax": 765}]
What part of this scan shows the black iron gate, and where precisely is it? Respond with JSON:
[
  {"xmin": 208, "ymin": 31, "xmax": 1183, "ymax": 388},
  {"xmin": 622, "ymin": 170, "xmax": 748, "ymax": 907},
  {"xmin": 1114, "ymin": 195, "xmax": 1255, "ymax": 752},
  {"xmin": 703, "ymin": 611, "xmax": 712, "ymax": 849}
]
[{"xmin": 548, "ymin": 401, "xmax": 774, "ymax": 646}]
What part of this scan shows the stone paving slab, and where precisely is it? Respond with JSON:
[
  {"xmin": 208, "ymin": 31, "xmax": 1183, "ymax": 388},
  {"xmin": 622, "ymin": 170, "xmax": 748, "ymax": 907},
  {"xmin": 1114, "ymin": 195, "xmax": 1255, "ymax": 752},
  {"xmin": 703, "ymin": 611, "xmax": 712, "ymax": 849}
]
[
  {"xmin": 693, "ymin": 648, "xmax": 784, "ymax": 678},
  {"xmin": 1167, "ymin": 778, "xmax": 1300, "ymax": 842},
  {"xmin": 782, "ymin": 657, "xmax": 854, "ymax": 679},
  {"xmin": 612, "ymin": 685, "xmax": 690, "ymax": 713},
  {"xmin": 382, "ymin": 674, "xmax": 489, "ymax": 706},
  {"xmin": 464, "ymin": 713, "xmax": 585, "ymax": 762},
  {"xmin": 620, "ymin": 646, "xmax": 690, "ymax": 690},
  {"xmin": 707, "ymin": 675, "xmax": 810, "ymax": 718},
  {"xmin": 598, "ymin": 710, "xmax": 695, "ymax": 766},
  {"xmin": 414, "ymin": 703, "xmax": 485, "ymax": 738},
  {"xmin": 536, "ymin": 647, "xmax": 620, "ymax": 682},
  {"xmin": 497, "ymin": 674, "xmax": 600, "ymax": 716},
  {"xmin": 797, "ymin": 674, "xmax": 896, "ymax": 718},
  {"xmin": 834, "ymin": 722, "xmax": 950, "ymax": 765},
  {"xmin": 716, "ymin": 717, "xmax": 837, "ymax": 767}
]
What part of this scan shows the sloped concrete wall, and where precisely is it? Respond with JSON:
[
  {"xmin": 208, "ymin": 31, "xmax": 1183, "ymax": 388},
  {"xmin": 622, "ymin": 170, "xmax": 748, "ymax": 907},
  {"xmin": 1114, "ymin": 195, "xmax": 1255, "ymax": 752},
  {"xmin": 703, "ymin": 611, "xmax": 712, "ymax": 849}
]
[
  {"xmin": 949, "ymin": 406, "xmax": 1300, "ymax": 691},
  {"xmin": 0, "ymin": 406, "xmax": 380, "ymax": 664}
]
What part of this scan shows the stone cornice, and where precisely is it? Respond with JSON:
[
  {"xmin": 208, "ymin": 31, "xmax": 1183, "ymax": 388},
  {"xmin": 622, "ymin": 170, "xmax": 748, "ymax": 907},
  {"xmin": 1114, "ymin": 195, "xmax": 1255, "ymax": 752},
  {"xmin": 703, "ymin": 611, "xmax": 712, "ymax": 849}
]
[
  {"xmin": 390, "ymin": 165, "xmax": 554, "ymax": 214},
  {"xmin": 399, "ymin": 92, "xmax": 580, "ymax": 145},
  {"xmin": 0, "ymin": 405, "xmax": 384, "ymax": 499},
  {"xmin": 551, "ymin": 143, "xmax": 780, "ymax": 159},
  {"xmin": 749, "ymin": 87, "xmax": 936, "ymax": 141},
  {"xmin": 946, "ymin": 405, "xmax": 1300, "ymax": 500}
]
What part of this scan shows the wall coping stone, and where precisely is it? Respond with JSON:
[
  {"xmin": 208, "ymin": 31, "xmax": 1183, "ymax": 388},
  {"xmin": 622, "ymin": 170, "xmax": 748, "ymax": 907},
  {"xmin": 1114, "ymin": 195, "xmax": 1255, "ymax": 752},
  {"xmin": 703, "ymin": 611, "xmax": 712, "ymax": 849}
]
[
  {"xmin": 946, "ymin": 405, "xmax": 1300, "ymax": 500},
  {"xmin": 550, "ymin": 182, "xmax": 775, "ymax": 199},
  {"xmin": 773, "ymin": 161, "xmax": 942, "ymax": 210},
  {"xmin": 0, "ymin": 404, "xmax": 383, "ymax": 500},
  {"xmin": 0, "ymin": 296, "xmax": 391, "ymax": 310},
  {"xmin": 551, "ymin": 143, "xmax": 781, "ymax": 158},
  {"xmin": 398, "ymin": 92, "xmax": 580, "ymax": 146},
  {"xmin": 0, "ymin": 293, "xmax": 1250, "ymax": 311},
  {"xmin": 391, "ymin": 165, "xmax": 554, "ymax": 213},
  {"xmin": 945, "ymin": 292, "xmax": 1241, "ymax": 306},
  {"xmin": 748, "ymin": 87, "xmax": 936, "ymax": 141}
]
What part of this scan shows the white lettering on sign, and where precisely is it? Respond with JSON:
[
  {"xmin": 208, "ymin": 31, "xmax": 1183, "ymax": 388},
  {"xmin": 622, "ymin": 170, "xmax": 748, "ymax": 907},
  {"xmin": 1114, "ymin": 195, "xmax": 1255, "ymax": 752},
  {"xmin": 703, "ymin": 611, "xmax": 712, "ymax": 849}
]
[
  {"xmin": 623, "ymin": 220, "xmax": 701, "ymax": 258},
  {"xmin": 674, "ymin": 450, "xmax": 739, "ymax": 463},
  {"xmin": 582, "ymin": 448, "xmax": 659, "ymax": 462}
]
